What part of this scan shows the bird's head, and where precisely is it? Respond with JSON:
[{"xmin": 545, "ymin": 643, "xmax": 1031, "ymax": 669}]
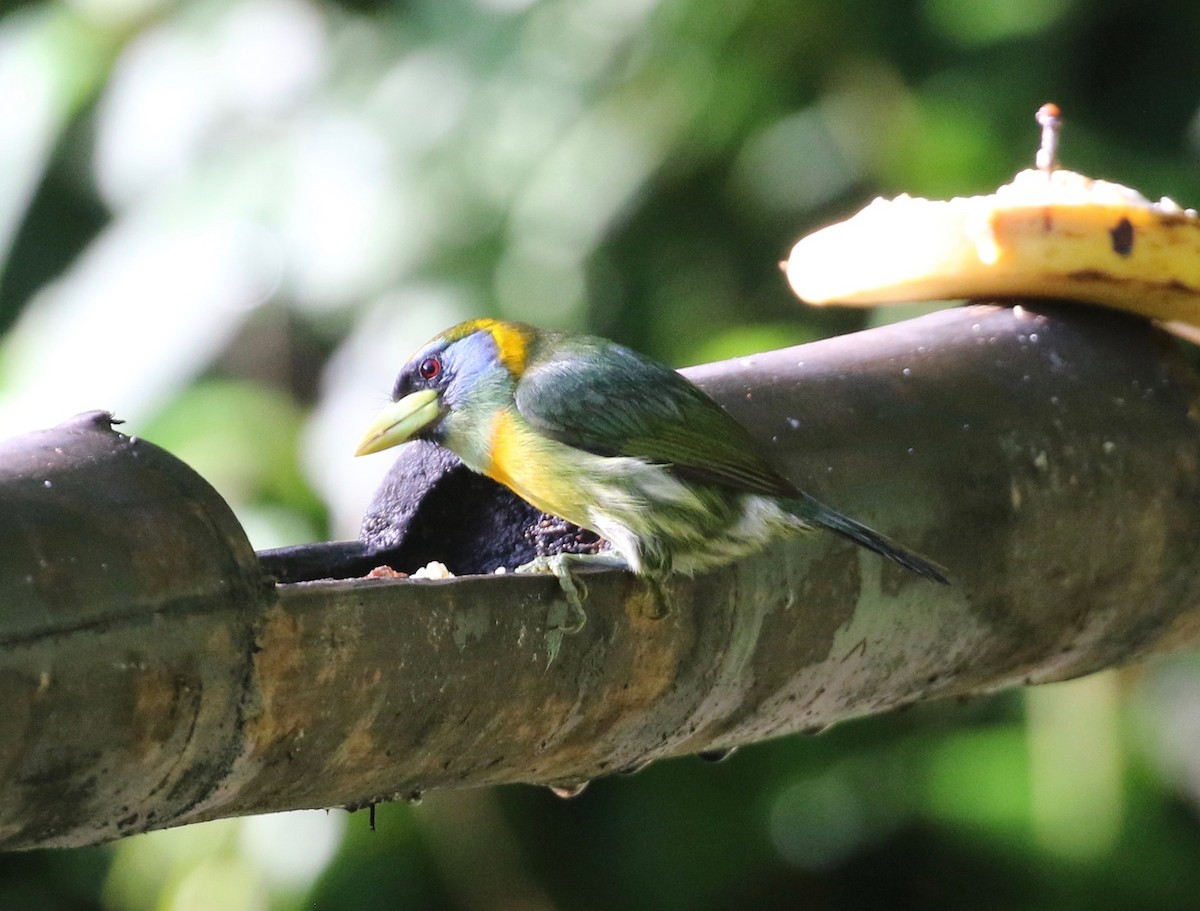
[{"xmin": 355, "ymin": 319, "xmax": 535, "ymax": 464}]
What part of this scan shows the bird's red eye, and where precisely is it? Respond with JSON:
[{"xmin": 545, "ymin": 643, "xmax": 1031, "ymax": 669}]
[{"xmin": 418, "ymin": 356, "xmax": 442, "ymax": 381}]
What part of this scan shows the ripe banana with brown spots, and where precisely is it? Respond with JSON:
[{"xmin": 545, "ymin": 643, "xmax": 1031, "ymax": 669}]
[{"xmin": 784, "ymin": 105, "xmax": 1200, "ymax": 327}]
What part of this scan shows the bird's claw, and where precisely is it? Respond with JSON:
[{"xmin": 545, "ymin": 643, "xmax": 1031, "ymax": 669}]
[
  {"xmin": 516, "ymin": 554, "xmax": 589, "ymax": 634},
  {"xmin": 552, "ymin": 595, "xmax": 588, "ymax": 636},
  {"xmin": 641, "ymin": 579, "xmax": 672, "ymax": 620}
]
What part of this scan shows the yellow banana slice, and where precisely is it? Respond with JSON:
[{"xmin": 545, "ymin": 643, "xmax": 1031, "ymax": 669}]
[{"xmin": 784, "ymin": 107, "xmax": 1200, "ymax": 326}]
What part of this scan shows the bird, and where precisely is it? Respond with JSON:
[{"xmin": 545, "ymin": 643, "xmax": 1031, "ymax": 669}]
[{"xmin": 355, "ymin": 319, "xmax": 947, "ymax": 623}]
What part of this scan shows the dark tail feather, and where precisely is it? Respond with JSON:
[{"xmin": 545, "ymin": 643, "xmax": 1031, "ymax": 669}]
[{"xmin": 786, "ymin": 495, "xmax": 949, "ymax": 585}]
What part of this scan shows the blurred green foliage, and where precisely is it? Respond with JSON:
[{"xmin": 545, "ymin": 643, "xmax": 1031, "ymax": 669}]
[{"xmin": 3, "ymin": 0, "xmax": 1200, "ymax": 908}]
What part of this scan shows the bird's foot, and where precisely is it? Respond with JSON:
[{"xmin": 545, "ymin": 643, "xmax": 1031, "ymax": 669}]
[
  {"xmin": 644, "ymin": 579, "xmax": 673, "ymax": 620},
  {"xmin": 516, "ymin": 552, "xmax": 631, "ymax": 635}
]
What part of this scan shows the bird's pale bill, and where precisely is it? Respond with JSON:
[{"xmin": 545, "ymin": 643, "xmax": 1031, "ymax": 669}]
[{"xmin": 355, "ymin": 388, "xmax": 441, "ymax": 456}]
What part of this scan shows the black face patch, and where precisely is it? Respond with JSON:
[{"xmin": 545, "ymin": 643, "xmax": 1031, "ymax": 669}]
[
  {"xmin": 393, "ymin": 345, "xmax": 452, "ymax": 400},
  {"xmin": 1110, "ymin": 217, "xmax": 1134, "ymax": 256}
]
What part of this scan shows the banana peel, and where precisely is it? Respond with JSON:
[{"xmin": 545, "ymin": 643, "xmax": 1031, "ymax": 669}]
[{"xmin": 784, "ymin": 116, "xmax": 1200, "ymax": 328}]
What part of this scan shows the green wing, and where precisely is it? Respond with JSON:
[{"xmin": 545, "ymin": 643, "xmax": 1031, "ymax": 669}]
[{"xmin": 514, "ymin": 334, "xmax": 798, "ymax": 498}]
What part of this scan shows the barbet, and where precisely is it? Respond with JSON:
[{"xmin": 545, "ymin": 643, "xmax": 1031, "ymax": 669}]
[{"xmin": 356, "ymin": 319, "xmax": 946, "ymax": 619}]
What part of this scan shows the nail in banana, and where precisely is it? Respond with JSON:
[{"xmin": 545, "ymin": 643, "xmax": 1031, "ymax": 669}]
[{"xmin": 785, "ymin": 103, "xmax": 1200, "ymax": 326}]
